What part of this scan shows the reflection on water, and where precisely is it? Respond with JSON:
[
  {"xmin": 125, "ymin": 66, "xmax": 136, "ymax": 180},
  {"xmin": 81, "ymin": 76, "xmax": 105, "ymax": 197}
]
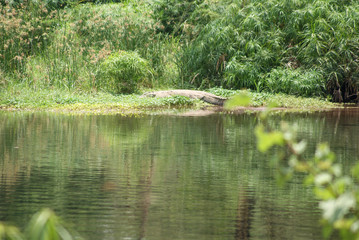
[
  {"xmin": 234, "ymin": 185, "xmax": 255, "ymax": 240},
  {"xmin": 1, "ymin": 109, "xmax": 359, "ymax": 240}
]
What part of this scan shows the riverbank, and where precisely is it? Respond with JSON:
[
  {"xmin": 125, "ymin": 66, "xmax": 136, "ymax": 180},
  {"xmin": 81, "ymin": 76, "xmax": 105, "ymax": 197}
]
[{"xmin": 0, "ymin": 86, "xmax": 339, "ymax": 115}]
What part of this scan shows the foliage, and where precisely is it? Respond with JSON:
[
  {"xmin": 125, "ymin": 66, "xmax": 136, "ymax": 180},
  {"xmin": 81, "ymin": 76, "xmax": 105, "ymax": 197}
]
[
  {"xmin": 1, "ymin": 0, "xmax": 359, "ymax": 101},
  {"xmin": 159, "ymin": 95, "xmax": 195, "ymax": 107},
  {"xmin": 224, "ymin": 92, "xmax": 251, "ymax": 109},
  {"xmin": 0, "ymin": 0, "xmax": 55, "ymax": 73},
  {"xmin": 96, "ymin": 51, "xmax": 153, "ymax": 94},
  {"xmin": 177, "ymin": 0, "xmax": 359, "ymax": 101},
  {"xmin": 0, "ymin": 223, "xmax": 23, "ymax": 240},
  {"xmin": 0, "ymin": 208, "xmax": 79, "ymax": 240},
  {"xmin": 264, "ymin": 68, "xmax": 326, "ymax": 97},
  {"xmin": 254, "ymin": 108, "xmax": 359, "ymax": 239},
  {"xmin": 209, "ymin": 87, "xmax": 336, "ymax": 109},
  {"xmin": 152, "ymin": 0, "xmax": 201, "ymax": 35},
  {"xmin": 1, "ymin": 1, "xmax": 178, "ymax": 91}
]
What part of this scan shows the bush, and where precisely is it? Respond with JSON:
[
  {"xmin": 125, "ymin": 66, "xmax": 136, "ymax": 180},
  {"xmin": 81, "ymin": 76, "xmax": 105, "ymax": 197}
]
[
  {"xmin": 176, "ymin": 0, "xmax": 359, "ymax": 101},
  {"xmin": 96, "ymin": 51, "xmax": 153, "ymax": 94},
  {"xmin": 264, "ymin": 68, "xmax": 326, "ymax": 97},
  {"xmin": 153, "ymin": 0, "xmax": 201, "ymax": 35}
]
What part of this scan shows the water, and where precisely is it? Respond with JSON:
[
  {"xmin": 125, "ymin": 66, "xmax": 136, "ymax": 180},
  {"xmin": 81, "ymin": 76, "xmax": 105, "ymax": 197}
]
[{"xmin": 1, "ymin": 109, "xmax": 359, "ymax": 240}]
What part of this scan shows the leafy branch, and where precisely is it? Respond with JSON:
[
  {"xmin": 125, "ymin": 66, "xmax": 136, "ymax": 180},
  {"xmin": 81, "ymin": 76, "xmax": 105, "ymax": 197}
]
[
  {"xmin": 256, "ymin": 111, "xmax": 359, "ymax": 240},
  {"xmin": 226, "ymin": 92, "xmax": 359, "ymax": 239}
]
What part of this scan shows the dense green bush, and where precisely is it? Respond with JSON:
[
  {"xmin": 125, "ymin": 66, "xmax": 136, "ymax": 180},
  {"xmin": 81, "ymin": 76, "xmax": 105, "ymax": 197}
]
[
  {"xmin": 153, "ymin": 0, "xmax": 201, "ymax": 35},
  {"xmin": 264, "ymin": 68, "xmax": 325, "ymax": 97},
  {"xmin": 96, "ymin": 51, "xmax": 153, "ymax": 94},
  {"xmin": 177, "ymin": 0, "xmax": 359, "ymax": 101}
]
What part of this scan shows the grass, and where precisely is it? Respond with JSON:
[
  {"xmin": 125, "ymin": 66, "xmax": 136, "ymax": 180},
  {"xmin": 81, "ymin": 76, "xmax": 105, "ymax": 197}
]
[
  {"xmin": 0, "ymin": 0, "xmax": 353, "ymax": 112},
  {"xmin": 1, "ymin": 1, "xmax": 179, "ymax": 91},
  {"xmin": 0, "ymin": 84, "xmax": 203, "ymax": 114},
  {"xmin": 0, "ymin": 85, "xmax": 338, "ymax": 115},
  {"xmin": 207, "ymin": 87, "xmax": 338, "ymax": 109}
]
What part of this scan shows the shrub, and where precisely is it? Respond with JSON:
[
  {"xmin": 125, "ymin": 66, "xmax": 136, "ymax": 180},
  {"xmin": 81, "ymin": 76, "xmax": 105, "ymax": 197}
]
[
  {"xmin": 177, "ymin": 0, "xmax": 359, "ymax": 101},
  {"xmin": 96, "ymin": 51, "xmax": 153, "ymax": 94},
  {"xmin": 152, "ymin": 0, "xmax": 201, "ymax": 35},
  {"xmin": 264, "ymin": 68, "xmax": 326, "ymax": 97}
]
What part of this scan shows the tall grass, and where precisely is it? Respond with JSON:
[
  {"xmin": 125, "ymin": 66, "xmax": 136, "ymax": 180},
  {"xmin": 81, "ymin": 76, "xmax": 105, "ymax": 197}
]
[
  {"xmin": 0, "ymin": 1, "xmax": 55, "ymax": 74},
  {"xmin": 1, "ymin": 1, "xmax": 180, "ymax": 92}
]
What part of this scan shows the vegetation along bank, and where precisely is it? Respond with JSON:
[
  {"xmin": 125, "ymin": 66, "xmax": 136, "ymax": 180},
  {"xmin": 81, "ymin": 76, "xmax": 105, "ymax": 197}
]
[{"xmin": 1, "ymin": 0, "xmax": 357, "ymax": 113}]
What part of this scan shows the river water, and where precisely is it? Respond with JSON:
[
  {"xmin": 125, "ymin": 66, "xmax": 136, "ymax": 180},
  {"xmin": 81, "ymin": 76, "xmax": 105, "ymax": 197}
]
[{"xmin": 1, "ymin": 109, "xmax": 358, "ymax": 240}]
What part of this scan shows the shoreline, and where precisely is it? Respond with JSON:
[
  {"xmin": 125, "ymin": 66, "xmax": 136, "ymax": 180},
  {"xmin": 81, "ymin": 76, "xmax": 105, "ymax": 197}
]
[{"xmin": 0, "ymin": 88, "xmax": 343, "ymax": 115}]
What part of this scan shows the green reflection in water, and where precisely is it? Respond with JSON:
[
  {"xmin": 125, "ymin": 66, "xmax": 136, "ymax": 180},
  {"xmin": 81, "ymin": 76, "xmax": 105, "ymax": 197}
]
[{"xmin": 0, "ymin": 109, "xmax": 358, "ymax": 240}]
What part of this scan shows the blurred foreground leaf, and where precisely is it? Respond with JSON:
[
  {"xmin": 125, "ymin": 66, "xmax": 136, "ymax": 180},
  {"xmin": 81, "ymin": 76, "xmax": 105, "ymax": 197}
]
[{"xmin": 224, "ymin": 92, "xmax": 251, "ymax": 109}]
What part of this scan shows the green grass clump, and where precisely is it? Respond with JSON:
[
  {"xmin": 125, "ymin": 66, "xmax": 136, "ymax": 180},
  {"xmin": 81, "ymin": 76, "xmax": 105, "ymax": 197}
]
[
  {"xmin": 0, "ymin": 1, "xmax": 55, "ymax": 74},
  {"xmin": 96, "ymin": 51, "xmax": 153, "ymax": 94}
]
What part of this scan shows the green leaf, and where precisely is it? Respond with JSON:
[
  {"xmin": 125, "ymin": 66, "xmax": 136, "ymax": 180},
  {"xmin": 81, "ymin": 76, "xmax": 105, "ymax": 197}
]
[
  {"xmin": 315, "ymin": 173, "xmax": 332, "ymax": 186},
  {"xmin": 315, "ymin": 188, "xmax": 335, "ymax": 200},
  {"xmin": 292, "ymin": 140, "xmax": 307, "ymax": 155},
  {"xmin": 0, "ymin": 223, "xmax": 24, "ymax": 240},
  {"xmin": 224, "ymin": 92, "xmax": 251, "ymax": 109},
  {"xmin": 321, "ymin": 222, "xmax": 334, "ymax": 239},
  {"xmin": 351, "ymin": 163, "xmax": 359, "ymax": 181},
  {"xmin": 319, "ymin": 192, "xmax": 356, "ymax": 223},
  {"xmin": 255, "ymin": 125, "xmax": 284, "ymax": 152},
  {"xmin": 333, "ymin": 177, "xmax": 352, "ymax": 195}
]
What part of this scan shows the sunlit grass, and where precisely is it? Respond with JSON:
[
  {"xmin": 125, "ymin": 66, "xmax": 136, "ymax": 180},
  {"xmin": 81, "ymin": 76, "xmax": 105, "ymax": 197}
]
[
  {"xmin": 0, "ymin": 85, "xmax": 201, "ymax": 114},
  {"xmin": 0, "ymin": 85, "xmax": 338, "ymax": 115},
  {"xmin": 207, "ymin": 87, "xmax": 338, "ymax": 109}
]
